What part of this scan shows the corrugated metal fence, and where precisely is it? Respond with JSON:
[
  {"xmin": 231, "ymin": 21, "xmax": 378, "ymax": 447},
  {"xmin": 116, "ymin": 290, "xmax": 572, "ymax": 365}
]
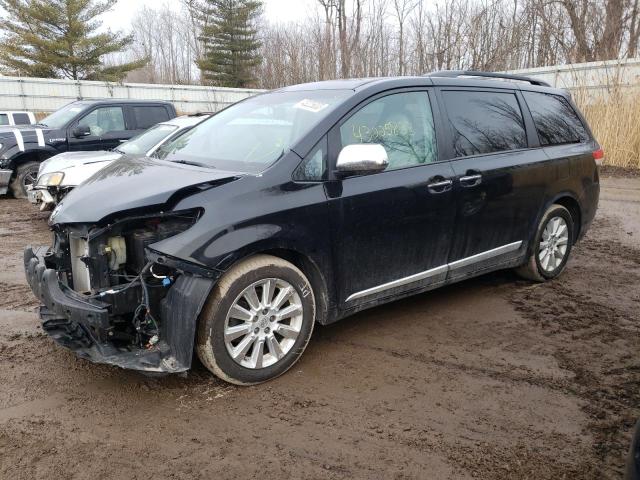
[
  {"xmin": 0, "ymin": 76, "xmax": 262, "ymax": 114},
  {"xmin": 505, "ymin": 58, "xmax": 640, "ymax": 99},
  {"xmin": 1, "ymin": 57, "xmax": 639, "ymax": 114}
]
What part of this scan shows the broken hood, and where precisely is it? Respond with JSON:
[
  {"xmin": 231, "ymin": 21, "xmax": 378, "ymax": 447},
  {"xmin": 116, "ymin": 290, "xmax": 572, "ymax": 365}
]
[{"xmin": 50, "ymin": 155, "xmax": 243, "ymax": 225}]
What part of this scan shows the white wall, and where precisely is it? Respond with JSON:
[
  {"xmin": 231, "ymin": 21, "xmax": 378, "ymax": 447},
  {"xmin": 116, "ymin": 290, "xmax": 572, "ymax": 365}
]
[
  {"xmin": 504, "ymin": 58, "xmax": 640, "ymax": 97},
  {"xmin": 0, "ymin": 76, "xmax": 263, "ymax": 114},
  {"xmin": 2, "ymin": 58, "xmax": 638, "ymax": 114}
]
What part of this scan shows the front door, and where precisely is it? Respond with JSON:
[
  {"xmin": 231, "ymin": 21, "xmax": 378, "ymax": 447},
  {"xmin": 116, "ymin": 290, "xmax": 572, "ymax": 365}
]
[
  {"xmin": 327, "ymin": 90, "xmax": 456, "ymax": 308},
  {"xmin": 68, "ymin": 105, "xmax": 129, "ymax": 151},
  {"xmin": 438, "ymin": 88, "xmax": 548, "ymax": 279}
]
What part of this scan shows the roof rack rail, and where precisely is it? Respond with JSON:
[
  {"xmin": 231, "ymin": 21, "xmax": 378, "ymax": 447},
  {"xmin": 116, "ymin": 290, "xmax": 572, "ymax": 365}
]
[{"xmin": 426, "ymin": 70, "xmax": 551, "ymax": 87}]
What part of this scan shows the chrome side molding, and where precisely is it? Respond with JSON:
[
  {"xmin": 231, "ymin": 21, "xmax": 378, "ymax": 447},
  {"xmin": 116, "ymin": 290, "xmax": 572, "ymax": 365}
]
[
  {"xmin": 346, "ymin": 241, "xmax": 523, "ymax": 303},
  {"xmin": 346, "ymin": 265, "xmax": 448, "ymax": 302},
  {"xmin": 447, "ymin": 241, "xmax": 522, "ymax": 270}
]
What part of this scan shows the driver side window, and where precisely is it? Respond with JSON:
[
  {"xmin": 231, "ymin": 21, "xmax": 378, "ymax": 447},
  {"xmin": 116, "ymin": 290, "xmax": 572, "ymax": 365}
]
[
  {"xmin": 339, "ymin": 92, "xmax": 437, "ymax": 171},
  {"xmin": 78, "ymin": 107, "xmax": 125, "ymax": 137}
]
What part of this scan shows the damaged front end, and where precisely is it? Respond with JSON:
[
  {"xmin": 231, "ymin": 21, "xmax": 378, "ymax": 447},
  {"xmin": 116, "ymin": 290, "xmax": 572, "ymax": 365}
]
[{"xmin": 24, "ymin": 209, "xmax": 219, "ymax": 373}]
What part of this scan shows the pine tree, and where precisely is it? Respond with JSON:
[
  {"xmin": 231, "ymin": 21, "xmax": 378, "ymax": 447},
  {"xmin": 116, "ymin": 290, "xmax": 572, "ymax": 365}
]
[
  {"xmin": 198, "ymin": 0, "xmax": 263, "ymax": 88},
  {"xmin": 0, "ymin": 0, "xmax": 146, "ymax": 81}
]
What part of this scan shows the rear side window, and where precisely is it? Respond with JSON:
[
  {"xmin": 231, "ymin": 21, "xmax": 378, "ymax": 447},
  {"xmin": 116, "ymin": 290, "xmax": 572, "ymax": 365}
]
[
  {"xmin": 442, "ymin": 91, "xmax": 527, "ymax": 157},
  {"xmin": 0, "ymin": 114, "xmax": 8, "ymax": 125},
  {"xmin": 133, "ymin": 106, "xmax": 170, "ymax": 130},
  {"xmin": 12, "ymin": 113, "xmax": 31, "ymax": 125},
  {"xmin": 523, "ymin": 91, "xmax": 589, "ymax": 146}
]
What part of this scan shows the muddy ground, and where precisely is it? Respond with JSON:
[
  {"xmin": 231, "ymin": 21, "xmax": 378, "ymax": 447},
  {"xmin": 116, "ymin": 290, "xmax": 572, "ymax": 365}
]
[{"xmin": 0, "ymin": 175, "xmax": 638, "ymax": 479}]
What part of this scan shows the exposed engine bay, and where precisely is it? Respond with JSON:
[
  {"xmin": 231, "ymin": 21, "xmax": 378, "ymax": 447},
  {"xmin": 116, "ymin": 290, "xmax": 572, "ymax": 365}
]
[
  {"xmin": 25, "ymin": 208, "xmax": 217, "ymax": 372},
  {"xmin": 51, "ymin": 210, "xmax": 201, "ymax": 348}
]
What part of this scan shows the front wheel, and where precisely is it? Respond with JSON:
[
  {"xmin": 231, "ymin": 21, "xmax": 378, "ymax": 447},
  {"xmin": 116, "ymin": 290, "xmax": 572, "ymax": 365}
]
[
  {"xmin": 515, "ymin": 204, "xmax": 574, "ymax": 282},
  {"xmin": 10, "ymin": 161, "xmax": 40, "ymax": 198},
  {"xmin": 196, "ymin": 255, "xmax": 316, "ymax": 385}
]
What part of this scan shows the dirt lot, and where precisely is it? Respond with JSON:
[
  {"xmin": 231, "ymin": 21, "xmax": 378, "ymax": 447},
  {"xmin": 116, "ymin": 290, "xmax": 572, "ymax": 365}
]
[{"xmin": 0, "ymin": 175, "xmax": 638, "ymax": 479}]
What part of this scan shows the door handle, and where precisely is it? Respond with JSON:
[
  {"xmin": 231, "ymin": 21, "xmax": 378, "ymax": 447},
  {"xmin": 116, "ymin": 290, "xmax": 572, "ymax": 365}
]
[
  {"xmin": 427, "ymin": 178, "xmax": 453, "ymax": 193},
  {"xmin": 459, "ymin": 173, "xmax": 482, "ymax": 187}
]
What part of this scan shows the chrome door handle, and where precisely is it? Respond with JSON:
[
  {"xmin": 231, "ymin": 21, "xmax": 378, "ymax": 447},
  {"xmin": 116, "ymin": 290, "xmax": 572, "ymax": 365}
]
[
  {"xmin": 459, "ymin": 174, "xmax": 482, "ymax": 187},
  {"xmin": 427, "ymin": 179, "xmax": 453, "ymax": 193}
]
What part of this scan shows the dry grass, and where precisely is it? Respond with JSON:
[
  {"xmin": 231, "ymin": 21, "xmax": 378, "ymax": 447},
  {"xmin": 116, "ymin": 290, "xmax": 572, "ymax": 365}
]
[{"xmin": 574, "ymin": 89, "xmax": 640, "ymax": 169}]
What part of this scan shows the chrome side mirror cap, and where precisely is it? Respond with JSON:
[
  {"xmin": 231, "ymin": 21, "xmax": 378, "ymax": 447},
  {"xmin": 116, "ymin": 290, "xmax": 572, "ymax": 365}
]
[{"xmin": 336, "ymin": 144, "xmax": 389, "ymax": 175}]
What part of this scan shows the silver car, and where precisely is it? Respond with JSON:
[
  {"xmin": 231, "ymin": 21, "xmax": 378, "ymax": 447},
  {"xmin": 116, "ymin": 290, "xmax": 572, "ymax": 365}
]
[{"xmin": 29, "ymin": 114, "xmax": 211, "ymax": 210}]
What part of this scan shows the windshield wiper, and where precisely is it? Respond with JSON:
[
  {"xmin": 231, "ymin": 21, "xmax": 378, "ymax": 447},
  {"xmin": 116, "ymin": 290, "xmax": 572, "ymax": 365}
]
[
  {"xmin": 35, "ymin": 122, "xmax": 48, "ymax": 127},
  {"xmin": 171, "ymin": 159, "xmax": 213, "ymax": 168}
]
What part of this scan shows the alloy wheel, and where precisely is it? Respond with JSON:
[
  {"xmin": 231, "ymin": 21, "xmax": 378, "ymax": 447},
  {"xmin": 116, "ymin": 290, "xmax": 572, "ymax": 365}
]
[
  {"xmin": 22, "ymin": 170, "xmax": 37, "ymax": 189},
  {"xmin": 538, "ymin": 216, "xmax": 569, "ymax": 272},
  {"xmin": 224, "ymin": 278, "xmax": 303, "ymax": 369}
]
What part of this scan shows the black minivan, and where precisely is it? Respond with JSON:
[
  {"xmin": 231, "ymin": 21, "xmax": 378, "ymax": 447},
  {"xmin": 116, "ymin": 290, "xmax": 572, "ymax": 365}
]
[{"xmin": 25, "ymin": 72, "xmax": 600, "ymax": 384}]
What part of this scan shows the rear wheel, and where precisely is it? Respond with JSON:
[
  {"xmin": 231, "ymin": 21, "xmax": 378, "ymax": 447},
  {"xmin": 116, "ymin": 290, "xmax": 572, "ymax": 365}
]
[
  {"xmin": 515, "ymin": 204, "xmax": 574, "ymax": 282},
  {"xmin": 196, "ymin": 255, "xmax": 316, "ymax": 385},
  {"xmin": 10, "ymin": 161, "xmax": 40, "ymax": 198}
]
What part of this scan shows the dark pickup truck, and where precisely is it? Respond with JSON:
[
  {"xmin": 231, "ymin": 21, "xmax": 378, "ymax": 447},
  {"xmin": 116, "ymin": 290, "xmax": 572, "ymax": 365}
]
[{"xmin": 0, "ymin": 99, "xmax": 176, "ymax": 198}]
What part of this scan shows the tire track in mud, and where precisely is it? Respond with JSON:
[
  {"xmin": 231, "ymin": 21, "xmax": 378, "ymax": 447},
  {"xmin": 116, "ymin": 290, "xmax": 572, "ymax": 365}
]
[
  {"xmin": 508, "ymin": 216, "xmax": 640, "ymax": 479},
  {"xmin": 1, "ymin": 181, "xmax": 639, "ymax": 479}
]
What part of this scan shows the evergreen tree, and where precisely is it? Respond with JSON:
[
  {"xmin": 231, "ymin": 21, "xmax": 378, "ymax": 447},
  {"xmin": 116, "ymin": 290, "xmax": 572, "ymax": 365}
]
[
  {"xmin": 0, "ymin": 0, "xmax": 146, "ymax": 81},
  {"xmin": 198, "ymin": 0, "xmax": 263, "ymax": 88}
]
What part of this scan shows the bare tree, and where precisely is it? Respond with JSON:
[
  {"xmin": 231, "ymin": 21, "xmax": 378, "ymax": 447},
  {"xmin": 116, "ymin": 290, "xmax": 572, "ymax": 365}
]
[
  {"xmin": 118, "ymin": 0, "xmax": 640, "ymax": 89},
  {"xmin": 392, "ymin": 0, "xmax": 417, "ymax": 75}
]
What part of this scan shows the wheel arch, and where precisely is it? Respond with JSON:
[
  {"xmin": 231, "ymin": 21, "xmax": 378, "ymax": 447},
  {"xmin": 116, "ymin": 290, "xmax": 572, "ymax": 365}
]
[
  {"xmin": 221, "ymin": 247, "xmax": 332, "ymax": 326},
  {"xmin": 550, "ymin": 194, "xmax": 582, "ymax": 242},
  {"xmin": 9, "ymin": 147, "xmax": 56, "ymax": 170}
]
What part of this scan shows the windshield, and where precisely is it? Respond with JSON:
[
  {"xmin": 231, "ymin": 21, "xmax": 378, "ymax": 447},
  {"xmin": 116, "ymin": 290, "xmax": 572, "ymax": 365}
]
[
  {"xmin": 117, "ymin": 124, "xmax": 178, "ymax": 155},
  {"xmin": 39, "ymin": 102, "xmax": 89, "ymax": 129},
  {"xmin": 154, "ymin": 90, "xmax": 352, "ymax": 172}
]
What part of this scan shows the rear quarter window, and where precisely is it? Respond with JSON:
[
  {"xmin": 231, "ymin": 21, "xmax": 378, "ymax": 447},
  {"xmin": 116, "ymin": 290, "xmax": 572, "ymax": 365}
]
[
  {"xmin": 12, "ymin": 113, "xmax": 31, "ymax": 125},
  {"xmin": 132, "ymin": 106, "xmax": 171, "ymax": 130},
  {"xmin": 442, "ymin": 90, "xmax": 527, "ymax": 157},
  {"xmin": 522, "ymin": 91, "xmax": 589, "ymax": 146}
]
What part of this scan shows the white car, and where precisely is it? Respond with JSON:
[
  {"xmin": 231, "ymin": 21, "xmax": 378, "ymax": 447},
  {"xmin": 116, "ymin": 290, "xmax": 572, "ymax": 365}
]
[
  {"xmin": 29, "ymin": 114, "xmax": 211, "ymax": 210},
  {"xmin": 0, "ymin": 110, "xmax": 36, "ymax": 126}
]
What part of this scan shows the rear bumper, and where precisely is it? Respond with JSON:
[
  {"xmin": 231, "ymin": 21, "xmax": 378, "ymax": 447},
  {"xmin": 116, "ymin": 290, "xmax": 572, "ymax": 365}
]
[
  {"xmin": 0, "ymin": 169, "xmax": 11, "ymax": 195},
  {"xmin": 24, "ymin": 245, "xmax": 216, "ymax": 373}
]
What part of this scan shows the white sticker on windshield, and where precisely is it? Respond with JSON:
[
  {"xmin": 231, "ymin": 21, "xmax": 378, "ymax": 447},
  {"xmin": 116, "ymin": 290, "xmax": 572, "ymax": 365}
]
[{"xmin": 294, "ymin": 99, "xmax": 329, "ymax": 113}]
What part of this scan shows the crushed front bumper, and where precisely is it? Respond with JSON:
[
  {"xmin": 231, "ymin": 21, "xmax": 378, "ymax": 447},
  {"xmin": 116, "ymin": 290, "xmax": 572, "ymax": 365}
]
[
  {"xmin": 0, "ymin": 169, "xmax": 11, "ymax": 195},
  {"xmin": 24, "ymin": 246, "xmax": 216, "ymax": 373},
  {"xmin": 27, "ymin": 186, "xmax": 57, "ymax": 210}
]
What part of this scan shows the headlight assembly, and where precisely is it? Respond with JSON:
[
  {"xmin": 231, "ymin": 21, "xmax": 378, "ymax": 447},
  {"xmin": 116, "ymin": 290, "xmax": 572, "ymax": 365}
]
[{"xmin": 38, "ymin": 172, "xmax": 65, "ymax": 187}]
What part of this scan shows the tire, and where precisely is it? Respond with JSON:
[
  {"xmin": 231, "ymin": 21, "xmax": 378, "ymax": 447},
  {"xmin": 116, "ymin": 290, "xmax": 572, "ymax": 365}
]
[
  {"xmin": 196, "ymin": 254, "xmax": 316, "ymax": 385},
  {"xmin": 515, "ymin": 204, "xmax": 574, "ymax": 282},
  {"xmin": 10, "ymin": 161, "xmax": 40, "ymax": 199}
]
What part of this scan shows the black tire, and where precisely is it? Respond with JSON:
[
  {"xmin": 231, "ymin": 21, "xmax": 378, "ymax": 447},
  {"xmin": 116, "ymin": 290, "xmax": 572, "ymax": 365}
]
[
  {"xmin": 515, "ymin": 204, "xmax": 574, "ymax": 282},
  {"xmin": 196, "ymin": 254, "xmax": 316, "ymax": 385},
  {"xmin": 10, "ymin": 161, "xmax": 40, "ymax": 198}
]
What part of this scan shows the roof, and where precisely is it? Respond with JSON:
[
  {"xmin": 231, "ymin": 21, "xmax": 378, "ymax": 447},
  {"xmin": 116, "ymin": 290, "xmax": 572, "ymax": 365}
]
[
  {"xmin": 159, "ymin": 114, "xmax": 211, "ymax": 128},
  {"xmin": 277, "ymin": 78, "xmax": 382, "ymax": 91},
  {"xmin": 71, "ymin": 99, "xmax": 174, "ymax": 106},
  {"xmin": 275, "ymin": 73, "xmax": 567, "ymax": 97}
]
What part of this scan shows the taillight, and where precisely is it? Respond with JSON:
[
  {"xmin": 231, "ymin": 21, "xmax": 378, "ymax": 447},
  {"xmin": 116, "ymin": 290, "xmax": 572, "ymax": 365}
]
[{"xmin": 593, "ymin": 148, "xmax": 604, "ymax": 166}]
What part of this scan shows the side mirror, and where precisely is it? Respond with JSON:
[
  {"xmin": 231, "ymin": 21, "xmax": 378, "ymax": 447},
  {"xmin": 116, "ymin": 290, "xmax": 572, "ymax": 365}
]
[
  {"xmin": 72, "ymin": 125, "xmax": 91, "ymax": 138},
  {"xmin": 336, "ymin": 144, "xmax": 388, "ymax": 175}
]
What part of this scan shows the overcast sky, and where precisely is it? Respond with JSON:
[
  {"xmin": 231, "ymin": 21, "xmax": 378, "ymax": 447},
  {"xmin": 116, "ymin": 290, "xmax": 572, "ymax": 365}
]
[{"xmin": 102, "ymin": 0, "xmax": 317, "ymax": 30}]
